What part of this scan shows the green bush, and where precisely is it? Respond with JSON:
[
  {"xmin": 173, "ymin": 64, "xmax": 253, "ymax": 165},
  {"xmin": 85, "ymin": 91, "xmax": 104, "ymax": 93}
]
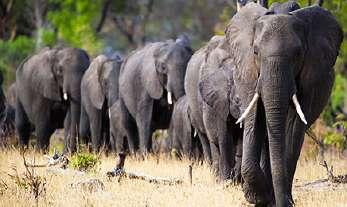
[
  {"xmin": 0, "ymin": 36, "xmax": 35, "ymax": 87},
  {"xmin": 70, "ymin": 153, "xmax": 100, "ymax": 172},
  {"xmin": 323, "ymin": 121, "xmax": 347, "ymax": 151}
]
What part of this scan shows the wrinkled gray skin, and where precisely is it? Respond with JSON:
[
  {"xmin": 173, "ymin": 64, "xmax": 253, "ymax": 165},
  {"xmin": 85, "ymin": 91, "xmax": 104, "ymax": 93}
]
[
  {"xmin": 118, "ymin": 36, "xmax": 192, "ymax": 154},
  {"xmin": 267, "ymin": 0, "xmax": 300, "ymax": 14},
  {"xmin": 225, "ymin": 3, "xmax": 342, "ymax": 206},
  {"xmin": 185, "ymin": 36, "xmax": 242, "ymax": 180},
  {"xmin": 79, "ymin": 54, "xmax": 122, "ymax": 152},
  {"xmin": 168, "ymin": 95, "xmax": 203, "ymax": 159},
  {"xmin": 109, "ymin": 100, "xmax": 133, "ymax": 153},
  {"xmin": 7, "ymin": 82, "xmax": 16, "ymax": 108},
  {"xmin": 16, "ymin": 47, "xmax": 90, "ymax": 152}
]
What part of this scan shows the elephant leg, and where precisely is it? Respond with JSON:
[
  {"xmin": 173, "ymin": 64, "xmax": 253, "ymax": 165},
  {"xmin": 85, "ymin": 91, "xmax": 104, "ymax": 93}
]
[
  {"xmin": 35, "ymin": 113, "xmax": 55, "ymax": 152},
  {"xmin": 102, "ymin": 110, "xmax": 110, "ymax": 155},
  {"xmin": 109, "ymin": 118, "xmax": 117, "ymax": 153},
  {"xmin": 231, "ymin": 134, "xmax": 243, "ymax": 185},
  {"xmin": 208, "ymin": 140, "xmax": 220, "ymax": 178},
  {"xmin": 241, "ymin": 102, "xmax": 271, "ymax": 205},
  {"xmin": 197, "ymin": 131, "xmax": 212, "ymax": 164},
  {"xmin": 119, "ymin": 99, "xmax": 138, "ymax": 154},
  {"xmin": 79, "ymin": 104, "xmax": 90, "ymax": 145},
  {"xmin": 285, "ymin": 113, "xmax": 306, "ymax": 202},
  {"xmin": 69, "ymin": 102, "xmax": 81, "ymax": 153},
  {"xmin": 15, "ymin": 100, "xmax": 31, "ymax": 147},
  {"xmin": 136, "ymin": 102, "xmax": 153, "ymax": 155},
  {"xmin": 89, "ymin": 108, "xmax": 102, "ymax": 152},
  {"xmin": 203, "ymin": 104, "xmax": 232, "ymax": 180},
  {"xmin": 260, "ymin": 134, "xmax": 274, "ymax": 199},
  {"xmin": 63, "ymin": 109, "xmax": 71, "ymax": 154}
]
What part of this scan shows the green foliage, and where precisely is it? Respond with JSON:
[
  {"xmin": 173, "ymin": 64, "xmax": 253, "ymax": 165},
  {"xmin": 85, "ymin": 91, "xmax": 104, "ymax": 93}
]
[
  {"xmin": 70, "ymin": 153, "xmax": 100, "ymax": 171},
  {"xmin": 331, "ymin": 74, "xmax": 347, "ymax": 111},
  {"xmin": 0, "ymin": 36, "xmax": 35, "ymax": 86},
  {"xmin": 324, "ymin": 133, "xmax": 347, "ymax": 151},
  {"xmin": 322, "ymin": 74, "xmax": 347, "ymax": 124},
  {"xmin": 47, "ymin": 0, "xmax": 103, "ymax": 55},
  {"xmin": 323, "ymin": 120, "xmax": 347, "ymax": 151}
]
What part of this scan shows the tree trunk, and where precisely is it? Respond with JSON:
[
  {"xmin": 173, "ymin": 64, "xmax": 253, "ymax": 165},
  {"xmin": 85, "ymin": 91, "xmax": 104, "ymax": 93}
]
[{"xmin": 34, "ymin": 0, "xmax": 47, "ymax": 50}]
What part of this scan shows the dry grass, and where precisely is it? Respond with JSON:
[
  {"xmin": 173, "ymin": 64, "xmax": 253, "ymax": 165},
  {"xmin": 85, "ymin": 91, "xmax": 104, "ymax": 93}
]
[{"xmin": 0, "ymin": 148, "xmax": 346, "ymax": 207}]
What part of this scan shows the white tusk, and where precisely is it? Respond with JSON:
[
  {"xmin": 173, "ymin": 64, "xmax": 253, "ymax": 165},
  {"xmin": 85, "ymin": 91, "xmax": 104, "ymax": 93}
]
[
  {"xmin": 236, "ymin": 93, "xmax": 259, "ymax": 125},
  {"xmin": 292, "ymin": 94, "xmax": 307, "ymax": 125},
  {"xmin": 194, "ymin": 129, "xmax": 197, "ymax": 137},
  {"xmin": 63, "ymin": 92, "xmax": 68, "ymax": 100},
  {"xmin": 167, "ymin": 92, "xmax": 173, "ymax": 105},
  {"xmin": 108, "ymin": 108, "xmax": 111, "ymax": 119}
]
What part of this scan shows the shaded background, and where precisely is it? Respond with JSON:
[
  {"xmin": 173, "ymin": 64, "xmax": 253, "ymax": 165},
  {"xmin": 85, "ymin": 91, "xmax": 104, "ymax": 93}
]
[{"xmin": 0, "ymin": 0, "xmax": 346, "ymax": 155}]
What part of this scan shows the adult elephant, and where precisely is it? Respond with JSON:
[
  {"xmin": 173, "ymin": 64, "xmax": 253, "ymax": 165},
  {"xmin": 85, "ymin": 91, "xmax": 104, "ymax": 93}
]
[
  {"xmin": 79, "ymin": 54, "xmax": 122, "ymax": 152},
  {"xmin": 119, "ymin": 35, "xmax": 193, "ymax": 154},
  {"xmin": 185, "ymin": 35, "xmax": 242, "ymax": 180},
  {"xmin": 16, "ymin": 47, "xmax": 90, "ymax": 152},
  {"xmin": 225, "ymin": 3, "xmax": 342, "ymax": 206},
  {"xmin": 168, "ymin": 95, "xmax": 203, "ymax": 160}
]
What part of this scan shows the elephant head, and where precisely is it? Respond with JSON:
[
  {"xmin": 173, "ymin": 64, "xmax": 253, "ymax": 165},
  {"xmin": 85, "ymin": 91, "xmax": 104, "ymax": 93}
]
[
  {"xmin": 86, "ymin": 54, "xmax": 122, "ymax": 109},
  {"xmin": 142, "ymin": 35, "xmax": 193, "ymax": 104},
  {"xmin": 225, "ymin": 3, "xmax": 342, "ymax": 205},
  {"xmin": 31, "ymin": 47, "xmax": 90, "ymax": 103}
]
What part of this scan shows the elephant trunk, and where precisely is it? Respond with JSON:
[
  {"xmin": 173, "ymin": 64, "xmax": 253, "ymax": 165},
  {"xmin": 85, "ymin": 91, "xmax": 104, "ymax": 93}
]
[
  {"xmin": 167, "ymin": 69, "xmax": 186, "ymax": 105},
  {"xmin": 260, "ymin": 58, "xmax": 292, "ymax": 206}
]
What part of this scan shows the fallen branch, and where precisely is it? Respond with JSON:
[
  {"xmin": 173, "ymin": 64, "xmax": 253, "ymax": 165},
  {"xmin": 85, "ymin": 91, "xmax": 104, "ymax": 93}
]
[
  {"xmin": 106, "ymin": 153, "xmax": 183, "ymax": 185},
  {"xmin": 320, "ymin": 161, "xmax": 347, "ymax": 184},
  {"xmin": 23, "ymin": 149, "xmax": 69, "ymax": 169}
]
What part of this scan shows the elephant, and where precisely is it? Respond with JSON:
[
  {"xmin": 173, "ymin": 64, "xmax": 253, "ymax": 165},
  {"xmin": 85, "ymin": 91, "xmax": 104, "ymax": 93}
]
[
  {"xmin": 118, "ymin": 35, "xmax": 193, "ymax": 154},
  {"xmin": 15, "ymin": 47, "xmax": 90, "ymax": 152},
  {"xmin": 224, "ymin": 3, "xmax": 342, "ymax": 206},
  {"xmin": 185, "ymin": 35, "xmax": 243, "ymax": 180},
  {"xmin": 79, "ymin": 54, "xmax": 122, "ymax": 152},
  {"xmin": 168, "ymin": 95, "xmax": 203, "ymax": 160}
]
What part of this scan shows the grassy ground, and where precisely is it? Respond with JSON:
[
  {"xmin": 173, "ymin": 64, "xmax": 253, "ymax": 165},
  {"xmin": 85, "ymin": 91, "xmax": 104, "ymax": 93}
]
[{"xmin": 0, "ymin": 147, "xmax": 346, "ymax": 207}]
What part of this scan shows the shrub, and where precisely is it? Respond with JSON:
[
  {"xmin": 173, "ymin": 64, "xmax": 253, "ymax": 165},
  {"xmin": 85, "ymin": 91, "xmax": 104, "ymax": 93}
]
[
  {"xmin": 0, "ymin": 36, "xmax": 35, "ymax": 87},
  {"xmin": 70, "ymin": 153, "xmax": 100, "ymax": 171}
]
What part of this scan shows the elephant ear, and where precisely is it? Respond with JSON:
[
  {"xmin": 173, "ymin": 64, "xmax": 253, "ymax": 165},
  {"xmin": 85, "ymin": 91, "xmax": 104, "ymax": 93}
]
[
  {"xmin": 141, "ymin": 43, "xmax": 166, "ymax": 99},
  {"xmin": 224, "ymin": 3, "xmax": 267, "ymax": 100},
  {"xmin": 86, "ymin": 55, "xmax": 108, "ymax": 109},
  {"xmin": 199, "ymin": 37, "xmax": 236, "ymax": 120},
  {"xmin": 32, "ymin": 50, "xmax": 61, "ymax": 101},
  {"xmin": 291, "ymin": 6, "xmax": 343, "ymax": 124}
]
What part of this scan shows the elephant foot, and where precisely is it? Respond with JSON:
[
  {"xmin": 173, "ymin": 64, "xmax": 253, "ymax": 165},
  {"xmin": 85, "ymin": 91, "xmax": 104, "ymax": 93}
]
[
  {"xmin": 242, "ymin": 182, "xmax": 272, "ymax": 206},
  {"xmin": 231, "ymin": 166, "xmax": 243, "ymax": 185}
]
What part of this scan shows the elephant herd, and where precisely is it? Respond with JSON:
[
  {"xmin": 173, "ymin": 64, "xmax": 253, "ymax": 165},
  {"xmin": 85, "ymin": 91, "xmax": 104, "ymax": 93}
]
[{"xmin": 2, "ymin": 1, "xmax": 343, "ymax": 206}]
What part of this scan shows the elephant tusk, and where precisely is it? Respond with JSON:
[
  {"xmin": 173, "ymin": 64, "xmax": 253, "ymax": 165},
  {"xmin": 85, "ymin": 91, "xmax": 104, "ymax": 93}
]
[
  {"xmin": 235, "ymin": 93, "xmax": 259, "ymax": 125},
  {"xmin": 63, "ymin": 93, "xmax": 68, "ymax": 100},
  {"xmin": 167, "ymin": 92, "xmax": 173, "ymax": 105},
  {"xmin": 194, "ymin": 129, "xmax": 197, "ymax": 137},
  {"xmin": 108, "ymin": 108, "xmax": 111, "ymax": 119},
  {"xmin": 292, "ymin": 94, "xmax": 307, "ymax": 125}
]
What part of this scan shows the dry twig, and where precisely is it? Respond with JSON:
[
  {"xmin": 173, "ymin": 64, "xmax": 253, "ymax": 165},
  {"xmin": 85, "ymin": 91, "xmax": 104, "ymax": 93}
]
[{"xmin": 107, "ymin": 153, "xmax": 183, "ymax": 185}]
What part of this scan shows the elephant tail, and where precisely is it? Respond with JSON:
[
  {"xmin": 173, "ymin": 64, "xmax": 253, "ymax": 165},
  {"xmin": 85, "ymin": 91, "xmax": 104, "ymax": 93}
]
[{"xmin": 79, "ymin": 104, "xmax": 90, "ymax": 144}]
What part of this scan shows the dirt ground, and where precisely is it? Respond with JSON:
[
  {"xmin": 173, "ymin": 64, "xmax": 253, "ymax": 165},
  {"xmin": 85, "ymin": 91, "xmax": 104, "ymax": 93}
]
[{"xmin": 0, "ymin": 146, "xmax": 346, "ymax": 207}]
